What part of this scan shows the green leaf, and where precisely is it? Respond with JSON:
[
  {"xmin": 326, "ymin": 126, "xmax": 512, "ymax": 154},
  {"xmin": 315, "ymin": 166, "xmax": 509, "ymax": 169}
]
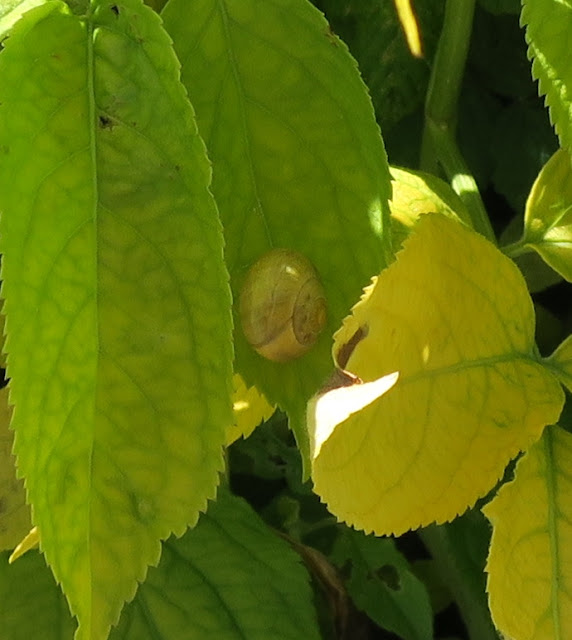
[
  {"xmin": 0, "ymin": 550, "xmax": 76, "ymax": 640},
  {"xmin": 483, "ymin": 425, "xmax": 572, "ymax": 640},
  {"xmin": 522, "ymin": 0, "xmax": 572, "ymax": 153},
  {"xmin": 161, "ymin": 0, "xmax": 392, "ymax": 466},
  {"xmin": 521, "ymin": 148, "xmax": 572, "ymax": 282},
  {"xmin": 0, "ymin": 1, "xmax": 232, "ymax": 638},
  {"xmin": 0, "ymin": 492, "xmax": 320, "ymax": 639},
  {"xmin": 419, "ymin": 511, "xmax": 498, "ymax": 640},
  {"xmin": 0, "ymin": 0, "xmax": 46, "ymax": 41},
  {"xmin": 111, "ymin": 490, "xmax": 321, "ymax": 640},
  {"xmin": 331, "ymin": 527, "xmax": 433, "ymax": 640},
  {"xmin": 310, "ymin": 213, "xmax": 564, "ymax": 535},
  {"xmin": 0, "ymin": 386, "xmax": 32, "ymax": 551}
]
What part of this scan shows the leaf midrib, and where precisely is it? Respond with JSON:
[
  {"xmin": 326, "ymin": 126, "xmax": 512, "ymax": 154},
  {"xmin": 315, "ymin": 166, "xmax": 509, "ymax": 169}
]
[
  {"xmin": 85, "ymin": 6, "xmax": 98, "ymax": 636},
  {"xmin": 544, "ymin": 428, "xmax": 563, "ymax": 640}
]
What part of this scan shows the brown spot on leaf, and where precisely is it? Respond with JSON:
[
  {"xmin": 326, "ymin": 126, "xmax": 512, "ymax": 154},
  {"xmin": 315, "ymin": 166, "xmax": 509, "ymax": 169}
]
[
  {"xmin": 320, "ymin": 368, "xmax": 362, "ymax": 395},
  {"xmin": 111, "ymin": 4, "xmax": 120, "ymax": 16},
  {"xmin": 325, "ymin": 25, "xmax": 339, "ymax": 46},
  {"xmin": 98, "ymin": 115, "xmax": 114, "ymax": 130},
  {"xmin": 336, "ymin": 325, "xmax": 368, "ymax": 370}
]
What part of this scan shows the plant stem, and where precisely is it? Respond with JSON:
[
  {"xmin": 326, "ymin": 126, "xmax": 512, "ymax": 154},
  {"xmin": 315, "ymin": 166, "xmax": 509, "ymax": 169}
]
[
  {"xmin": 422, "ymin": 0, "xmax": 496, "ymax": 243},
  {"xmin": 501, "ymin": 238, "xmax": 531, "ymax": 259}
]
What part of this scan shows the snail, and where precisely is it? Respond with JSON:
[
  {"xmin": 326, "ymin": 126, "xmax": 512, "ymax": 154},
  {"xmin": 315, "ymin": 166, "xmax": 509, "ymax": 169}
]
[{"xmin": 239, "ymin": 248, "xmax": 327, "ymax": 362}]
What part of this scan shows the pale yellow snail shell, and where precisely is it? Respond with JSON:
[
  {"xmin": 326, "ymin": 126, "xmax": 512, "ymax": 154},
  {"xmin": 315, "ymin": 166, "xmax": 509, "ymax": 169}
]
[{"xmin": 239, "ymin": 248, "xmax": 327, "ymax": 362}]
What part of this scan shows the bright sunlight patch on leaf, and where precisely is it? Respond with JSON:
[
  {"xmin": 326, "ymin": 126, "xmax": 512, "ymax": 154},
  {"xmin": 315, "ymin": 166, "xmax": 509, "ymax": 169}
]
[
  {"xmin": 9, "ymin": 526, "xmax": 39, "ymax": 563},
  {"xmin": 0, "ymin": 0, "xmax": 45, "ymax": 41},
  {"xmin": 393, "ymin": 0, "xmax": 423, "ymax": 58},
  {"xmin": 227, "ymin": 374, "xmax": 275, "ymax": 445},
  {"xmin": 308, "ymin": 371, "xmax": 399, "ymax": 459},
  {"xmin": 483, "ymin": 425, "xmax": 572, "ymax": 640},
  {"xmin": 310, "ymin": 213, "xmax": 564, "ymax": 536}
]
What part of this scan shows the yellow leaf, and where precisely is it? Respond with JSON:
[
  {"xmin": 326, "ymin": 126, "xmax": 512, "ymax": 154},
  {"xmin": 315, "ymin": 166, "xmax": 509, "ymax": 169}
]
[
  {"xmin": 9, "ymin": 525, "xmax": 39, "ymax": 563},
  {"xmin": 310, "ymin": 213, "xmax": 564, "ymax": 535},
  {"xmin": 546, "ymin": 334, "xmax": 572, "ymax": 393},
  {"xmin": 389, "ymin": 167, "xmax": 469, "ymax": 250},
  {"xmin": 308, "ymin": 371, "xmax": 399, "ymax": 459},
  {"xmin": 483, "ymin": 425, "xmax": 572, "ymax": 640},
  {"xmin": 227, "ymin": 374, "xmax": 275, "ymax": 445},
  {"xmin": 0, "ymin": 385, "xmax": 32, "ymax": 551}
]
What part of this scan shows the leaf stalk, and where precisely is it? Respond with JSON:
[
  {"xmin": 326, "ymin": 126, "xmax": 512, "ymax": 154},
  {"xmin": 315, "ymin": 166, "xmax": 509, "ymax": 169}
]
[{"xmin": 421, "ymin": 0, "xmax": 495, "ymax": 243}]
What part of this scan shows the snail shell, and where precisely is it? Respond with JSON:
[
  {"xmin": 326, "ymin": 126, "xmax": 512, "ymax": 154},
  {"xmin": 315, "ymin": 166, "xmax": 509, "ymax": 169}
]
[{"xmin": 239, "ymin": 248, "xmax": 327, "ymax": 362}]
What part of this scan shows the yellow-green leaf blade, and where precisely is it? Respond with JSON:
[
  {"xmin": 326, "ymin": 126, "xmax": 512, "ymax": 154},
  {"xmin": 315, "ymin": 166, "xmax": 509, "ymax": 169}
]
[
  {"xmin": 161, "ymin": 0, "xmax": 392, "ymax": 465},
  {"xmin": 522, "ymin": 0, "xmax": 572, "ymax": 153},
  {"xmin": 522, "ymin": 148, "xmax": 572, "ymax": 282},
  {"xmin": 483, "ymin": 425, "xmax": 572, "ymax": 640},
  {"xmin": 311, "ymin": 214, "xmax": 564, "ymax": 535},
  {"xmin": 0, "ymin": 2, "xmax": 232, "ymax": 638}
]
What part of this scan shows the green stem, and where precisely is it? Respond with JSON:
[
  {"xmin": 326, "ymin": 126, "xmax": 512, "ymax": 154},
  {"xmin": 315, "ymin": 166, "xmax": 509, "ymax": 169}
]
[
  {"xmin": 422, "ymin": 0, "xmax": 495, "ymax": 243},
  {"xmin": 501, "ymin": 238, "xmax": 532, "ymax": 259}
]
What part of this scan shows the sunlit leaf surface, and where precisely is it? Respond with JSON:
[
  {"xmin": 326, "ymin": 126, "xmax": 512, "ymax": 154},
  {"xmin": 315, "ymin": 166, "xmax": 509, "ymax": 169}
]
[
  {"xmin": 227, "ymin": 374, "xmax": 275, "ymax": 445},
  {"xmin": 484, "ymin": 425, "xmax": 572, "ymax": 640},
  {"xmin": 311, "ymin": 213, "xmax": 564, "ymax": 535},
  {"xmin": 1, "ymin": 491, "xmax": 321, "ymax": 640},
  {"xmin": 0, "ymin": 0, "xmax": 46, "ymax": 41},
  {"xmin": 521, "ymin": 148, "xmax": 572, "ymax": 282},
  {"xmin": 0, "ymin": 1, "xmax": 232, "ymax": 637},
  {"xmin": 389, "ymin": 166, "xmax": 469, "ymax": 251},
  {"xmin": 523, "ymin": 0, "xmax": 572, "ymax": 152},
  {"xmin": 161, "ymin": 0, "xmax": 392, "ymax": 466}
]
